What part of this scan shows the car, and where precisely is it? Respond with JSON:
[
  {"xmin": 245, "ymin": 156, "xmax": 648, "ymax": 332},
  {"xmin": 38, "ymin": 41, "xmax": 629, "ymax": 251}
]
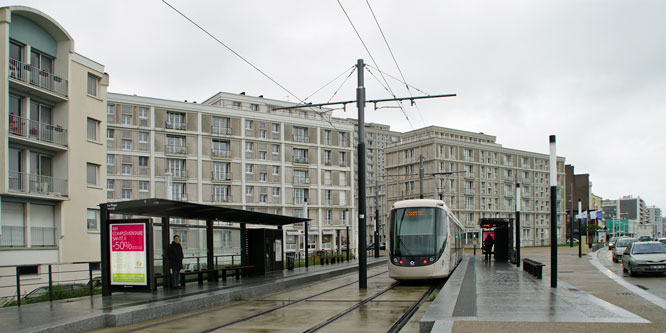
[
  {"xmin": 658, "ymin": 238, "xmax": 666, "ymax": 246},
  {"xmin": 566, "ymin": 238, "xmax": 580, "ymax": 244},
  {"xmin": 621, "ymin": 241, "xmax": 666, "ymax": 276},
  {"xmin": 367, "ymin": 242, "xmax": 386, "ymax": 251},
  {"xmin": 638, "ymin": 236, "xmax": 653, "ymax": 242},
  {"xmin": 608, "ymin": 237, "xmax": 619, "ymax": 250},
  {"xmin": 612, "ymin": 238, "xmax": 638, "ymax": 263},
  {"xmin": 23, "ymin": 283, "xmax": 87, "ymax": 303}
]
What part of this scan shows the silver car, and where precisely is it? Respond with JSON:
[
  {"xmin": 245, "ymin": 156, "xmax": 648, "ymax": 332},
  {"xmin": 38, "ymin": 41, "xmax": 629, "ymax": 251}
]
[
  {"xmin": 622, "ymin": 241, "xmax": 666, "ymax": 276},
  {"xmin": 612, "ymin": 238, "xmax": 638, "ymax": 263}
]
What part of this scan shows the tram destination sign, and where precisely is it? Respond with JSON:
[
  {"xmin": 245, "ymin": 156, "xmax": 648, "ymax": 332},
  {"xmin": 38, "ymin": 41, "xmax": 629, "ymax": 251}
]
[{"xmin": 110, "ymin": 222, "xmax": 148, "ymax": 286}]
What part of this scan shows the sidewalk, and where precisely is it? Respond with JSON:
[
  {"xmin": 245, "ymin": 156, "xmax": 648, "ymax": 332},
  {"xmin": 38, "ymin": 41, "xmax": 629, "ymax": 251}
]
[
  {"xmin": 421, "ymin": 247, "xmax": 666, "ymax": 332},
  {"xmin": 0, "ymin": 257, "xmax": 386, "ymax": 333}
]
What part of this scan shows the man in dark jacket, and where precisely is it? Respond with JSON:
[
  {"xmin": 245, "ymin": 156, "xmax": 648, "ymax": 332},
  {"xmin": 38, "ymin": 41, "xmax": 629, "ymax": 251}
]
[
  {"xmin": 167, "ymin": 235, "xmax": 184, "ymax": 288},
  {"xmin": 483, "ymin": 234, "xmax": 494, "ymax": 262}
]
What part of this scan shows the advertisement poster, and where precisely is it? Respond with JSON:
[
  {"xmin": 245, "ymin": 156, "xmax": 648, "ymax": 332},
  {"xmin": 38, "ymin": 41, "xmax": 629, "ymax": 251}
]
[{"xmin": 110, "ymin": 223, "xmax": 147, "ymax": 286}]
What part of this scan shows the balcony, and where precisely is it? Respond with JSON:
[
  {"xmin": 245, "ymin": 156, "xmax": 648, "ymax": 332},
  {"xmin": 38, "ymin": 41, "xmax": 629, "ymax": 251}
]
[
  {"xmin": 165, "ymin": 169, "xmax": 188, "ymax": 179},
  {"xmin": 293, "ymin": 177, "xmax": 310, "ymax": 184},
  {"xmin": 212, "ymin": 125, "xmax": 232, "ymax": 135},
  {"xmin": 504, "ymin": 175, "xmax": 514, "ymax": 182},
  {"xmin": 31, "ymin": 226, "xmax": 56, "ymax": 246},
  {"xmin": 172, "ymin": 193, "xmax": 188, "ymax": 201},
  {"xmin": 521, "ymin": 178, "xmax": 531, "ymax": 184},
  {"xmin": 9, "ymin": 59, "xmax": 67, "ymax": 97},
  {"xmin": 8, "ymin": 171, "xmax": 68, "ymax": 197},
  {"xmin": 294, "ymin": 197, "xmax": 309, "ymax": 204},
  {"xmin": 212, "ymin": 148, "xmax": 232, "ymax": 158},
  {"xmin": 293, "ymin": 156, "xmax": 309, "ymax": 164},
  {"xmin": 293, "ymin": 135, "xmax": 309, "ymax": 143},
  {"xmin": 165, "ymin": 144, "xmax": 187, "ymax": 155},
  {"xmin": 165, "ymin": 120, "xmax": 187, "ymax": 130},
  {"xmin": 213, "ymin": 194, "xmax": 233, "ymax": 203},
  {"xmin": 9, "ymin": 114, "xmax": 68, "ymax": 147},
  {"xmin": 0, "ymin": 226, "xmax": 25, "ymax": 247},
  {"xmin": 465, "ymin": 189, "xmax": 475, "ymax": 195},
  {"xmin": 212, "ymin": 172, "xmax": 232, "ymax": 181}
]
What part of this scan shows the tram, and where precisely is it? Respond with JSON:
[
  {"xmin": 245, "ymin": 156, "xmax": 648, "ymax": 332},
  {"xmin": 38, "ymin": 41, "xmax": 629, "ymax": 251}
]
[{"xmin": 388, "ymin": 199, "xmax": 464, "ymax": 280}]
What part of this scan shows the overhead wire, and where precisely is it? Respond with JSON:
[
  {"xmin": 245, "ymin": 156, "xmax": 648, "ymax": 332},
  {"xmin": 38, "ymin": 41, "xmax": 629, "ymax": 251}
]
[
  {"xmin": 366, "ymin": 65, "xmax": 430, "ymax": 96},
  {"xmin": 335, "ymin": 0, "xmax": 413, "ymax": 130},
  {"xmin": 161, "ymin": 0, "xmax": 304, "ymax": 103},
  {"xmin": 304, "ymin": 65, "xmax": 356, "ymax": 102},
  {"xmin": 364, "ymin": 0, "xmax": 426, "ymax": 126}
]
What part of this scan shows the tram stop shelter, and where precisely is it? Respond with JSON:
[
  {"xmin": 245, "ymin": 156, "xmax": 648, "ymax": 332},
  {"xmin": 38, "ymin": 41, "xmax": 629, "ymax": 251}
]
[
  {"xmin": 99, "ymin": 198, "xmax": 310, "ymax": 296},
  {"xmin": 479, "ymin": 218, "xmax": 514, "ymax": 262}
]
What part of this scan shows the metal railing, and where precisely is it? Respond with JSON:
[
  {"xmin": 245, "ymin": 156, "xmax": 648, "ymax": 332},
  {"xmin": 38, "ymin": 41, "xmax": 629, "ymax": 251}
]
[
  {"xmin": 8, "ymin": 114, "xmax": 68, "ymax": 146},
  {"xmin": 213, "ymin": 194, "xmax": 233, "ymax": 203},
  {"xmin": 9, "ymin": 59, "xmax": 67, "ymax": 96},
  {"xmin": 465, "ymin": 188, "xmax": 475, "ymax": 195},
  {"xmin": 165, "ymin": 144, "xmax": 187, "ymax": 154},
  {"xmin": 212, "ymin": 148, "xmax": 232, "ymax": 158},
  {"xmin": 165, "ymin": 120, "xmax": 187, "ymax": 130},
  {"xmin": 293, "ymin": 135, "xmax": 309, "ymax": 143},
  {"xmin": 212, "ymin": 171, "xmax": 232, "ymax": 181},
  {"xmin": 293, "ymin": 156, "xmax": 309, "ymax": 164},
  {"xmin": 504, "ymin": 175, "xmax": 514, "ymax": 182},
  {"xmin": 0, "ymin": 226, "xmax": 25, "ymax": 247},
  {"xmin": 293, "ymin": 177, "xmax": 310, "ymax": 184},
  {"xmin": 30, "ymin": 227, "xmax": 56, "ymax": 247},
  {"xmin": 165, "ymin": 169, "xmax": 187, "ymax": 179},
  {"xmin": 172, "ymin": 193, "xmax": 187, "ymax": 201},
  {"xmin": 211, "ymin": 125, "xmax": 231, "ymax": 135},
  {"xmin": 8, "ymin": 172, "xmax": 67, "ymax": 197}
]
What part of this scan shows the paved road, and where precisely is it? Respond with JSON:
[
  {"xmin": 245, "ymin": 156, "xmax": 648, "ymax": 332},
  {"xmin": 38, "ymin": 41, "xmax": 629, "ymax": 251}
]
[{"xmin": 595, "ymin": 247, "xmax": 666, "ymax": 300}]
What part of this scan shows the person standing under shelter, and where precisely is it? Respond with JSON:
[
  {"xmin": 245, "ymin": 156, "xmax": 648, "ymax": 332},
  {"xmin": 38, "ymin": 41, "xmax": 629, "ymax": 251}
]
[
  {"xmin": 167, "ymin": 235, "xmax": 184, "ymax": 288},
  {"xmin": 483, "ymin": 234, "xmax": 494, "ymax": 262}
]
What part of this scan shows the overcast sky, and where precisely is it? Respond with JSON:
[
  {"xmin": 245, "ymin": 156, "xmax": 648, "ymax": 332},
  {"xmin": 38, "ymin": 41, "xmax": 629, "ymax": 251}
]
[{"xmin": 6, "ymin": 0, "xmax": 666, "ymax": 211}]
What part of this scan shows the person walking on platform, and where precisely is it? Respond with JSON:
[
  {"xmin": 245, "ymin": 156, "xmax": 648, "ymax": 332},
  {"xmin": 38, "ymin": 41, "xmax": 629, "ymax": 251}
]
[
  {"xmin": 483, "ymin": 234, "xmax": 494, "ymax": 262},
  {"xmin": 167, "ymin": 235, "xmax": 184, "ymax": 289}
]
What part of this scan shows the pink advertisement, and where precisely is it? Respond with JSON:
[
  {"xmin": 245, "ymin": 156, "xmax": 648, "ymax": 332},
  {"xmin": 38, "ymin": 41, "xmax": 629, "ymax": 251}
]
[{"xmin": 110, "ymin": 223, "xmax": 147, "ymax": 285}]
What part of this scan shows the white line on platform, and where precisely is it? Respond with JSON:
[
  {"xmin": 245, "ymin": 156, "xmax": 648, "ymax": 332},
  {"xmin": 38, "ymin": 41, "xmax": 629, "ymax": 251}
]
[{"xmin": 589, "ymin": 250, "xmax": 666, "ymax": 311}]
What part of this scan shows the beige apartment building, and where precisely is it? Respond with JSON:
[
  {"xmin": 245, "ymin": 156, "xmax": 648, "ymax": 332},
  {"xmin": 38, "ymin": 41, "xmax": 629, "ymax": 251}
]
[
  {"xmin": 1, "ymin": 6, "xmax": 108, "ymax": 265},
  {"xmin": 384, "ymin": 126, "xmax": 567, "ymax": 246},
  {"xmin": 106, "ymin": 92, "xmax": 356, "ymax": 259}
]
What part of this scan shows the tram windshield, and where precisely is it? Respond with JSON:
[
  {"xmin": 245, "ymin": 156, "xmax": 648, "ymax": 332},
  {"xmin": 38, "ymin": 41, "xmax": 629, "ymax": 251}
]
[{"xmin": 391, "ymin": 207, "xmax": 444, "ymax": 256}]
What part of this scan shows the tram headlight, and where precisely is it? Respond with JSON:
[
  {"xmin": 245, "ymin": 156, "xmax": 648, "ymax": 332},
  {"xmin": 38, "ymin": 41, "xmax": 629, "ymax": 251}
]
[
  {"xmin": 393, "ymin": 258, "xmax": 398, "ymax": 263},
  {"xmin": 429, "ymin": 257, "xmax": 434, "ymax": 262},
  {"xmin": 410, "ymin": 261, "xmax": 415, "ymax": 266}
]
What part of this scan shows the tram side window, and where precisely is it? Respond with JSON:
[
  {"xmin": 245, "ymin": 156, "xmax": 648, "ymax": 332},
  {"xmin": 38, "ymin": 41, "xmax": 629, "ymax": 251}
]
[{"xmin": 436, "ymin": 210, "xmax": 448, "ymax": 254}]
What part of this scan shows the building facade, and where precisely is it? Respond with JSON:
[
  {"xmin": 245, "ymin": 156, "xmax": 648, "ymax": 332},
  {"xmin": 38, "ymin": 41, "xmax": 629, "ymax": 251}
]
[
  {"xmin": 106, "ymin": 92, "xmax": 356, "ymax": 259},
  {"xmin": 1, "ymin": 6, "xmax": 108, "ymax": 265},
  {"xmin": 385, "ymin": 126, "xmax": 567, "ymax": 246},
  {"xmin": 646, "ymin": 206, "xmax": 662, "ymax": 238}
]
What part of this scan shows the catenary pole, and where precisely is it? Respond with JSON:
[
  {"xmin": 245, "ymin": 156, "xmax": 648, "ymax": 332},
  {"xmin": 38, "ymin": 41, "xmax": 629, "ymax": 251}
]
[
  {"xmin": 578, "ymin": 199, "xmax": 582, "ymax": 258},
  {"xmin": 549, "ymin": 135, "xmax": 558, "ymax": 288},
  {"xmin": 375, "ymin": 178, "xmax": 380, "ymax": 258},
  {"xmin": 357, "ymin": 59, "xmax": 368, "ymax": 289},
  {"xmin": 419, "ymin": 155, "xmax": 424, "ymax": 199},
  {"xmin": 570, "ymin": 183, "xmax": 574, "ymax": 247},
  {"xmin": 516, "ymin": 183, "xmax": 521, "ymax": 267}
]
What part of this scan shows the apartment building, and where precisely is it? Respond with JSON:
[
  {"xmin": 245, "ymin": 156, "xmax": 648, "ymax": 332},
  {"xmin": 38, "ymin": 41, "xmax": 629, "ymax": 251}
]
[
  {"xmin": 1, "ymin": 6, "xmax": 108, "ymax": 266},
  {"xmin": 106, "ymin": 92, "xmax": 356, "ymax": 257},
  {"xmin": 336, "ymin": 119, "xmax": 400, "ymax": 245},
  {"xmin": 646, "ymin": 205, "xmax": 661, "ymax": 237},
  {"xmin": 385, "ymin": 126, "xmax": 567, "ymax": 246}
]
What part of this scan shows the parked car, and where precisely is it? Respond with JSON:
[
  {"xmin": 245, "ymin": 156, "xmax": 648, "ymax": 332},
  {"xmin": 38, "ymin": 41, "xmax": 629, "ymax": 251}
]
[
  {"xmin": 622, "ymin": 241, "xmax": 666, "ymax": 276},
  {"xmin": 566, "ymin": 238, "xmax": 580, "ymax": 244},
  {"xmin": 367, "ymin": 242, "xmax": 386, "ymax": 251},
  {"xmin": 608, "ymin": 237, "xmax": 619, "ymax": 250},
  {"xmin": 612, "ymin": 238, "xmax": 638, "ymax": 263},
  {"xmin": 638, "ymin": 236, "xmax": 653, "ymax": 242},
  {"xmin": 23, "ymin": 283, "xmax": 87, "ymax": 303}
]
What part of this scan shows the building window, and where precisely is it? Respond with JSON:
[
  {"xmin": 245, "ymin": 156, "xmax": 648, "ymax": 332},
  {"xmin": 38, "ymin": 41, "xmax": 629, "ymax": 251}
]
[
  {"xmin": 246, "ymin": 164, "xmax": 254, "ymax": 173},
  {"xmin": 121, "ymin": 139, "xmax": 132, "ymax": 150},
  {"xmin": 272, "ymin": 144, "xmax": 280, "ymax": 154},
  {"xmin": 87, "ymin": 118, "xmax": 99, "ymax": 140},
  {"xmin": 246, "ymin": 120, "xmax": 253, "ymax": 129},
  {"xmin": 138, "ymin": 107, "xmax": 149, "ymax": 118},
  {"xmin": 139, "ymin": 156, "xmax": 149, "ymax": 167},
  {"xmin": 122, "ymin": 189, "xmax": 132, "ymax": 199},
  {"xmin": 259, "ymin": 129, "xmax": 267, "ymax": 138},
  {"xmin": 326, "ymin": 210, "xmax": 332, "ymax": 225},
  {"xmin": 259, "ymin": 173, "xmax": 267, "ymax": 182},
  {"xmin": 122, "ymin": 114, "xmax": 132, "ymax": 125},
  {"xmin": 246, "ymin": 186, "xmax": 254, "ymax": 195},
  {"xmin": 272, "ymin": 166, "xmax": 280, "ymax": 175},
  {"xmin": 121, "ymin": 164, "xmax": 132, "ymax": 175},
  {"xmin": 246, "ymin": 142, "xmax": 253, "ymax": 151},
  {"xmin": 272, "ymin": 187, "xmax": 280, "ymax": 196},
  {"xmin": 87, "ymin": 163, "xmax": 98, "ymax": 186},
  {"xmin": 339, "ymin": 132, "xmax": 347, "ymax": 146},
  {"xmin": 107, "ymin": 154, "xmax": 115, "ymax": 164},
  {"xmin": 259, "ymin": 151, "xmax": 267, "ymax": 160},
  {"xmin": 250, "ymin": 104, "xmax": 259, "ymax": 111},
  {"xmin": 107, "ymin": 128, "xmax": 114, "ymax": 139},
  {"xmin": 340, "ymin": 152, "xmax": 347, "ymax": 165},
  {"xmin": 272, "ymin": 123, "xmax": 280, "ymax": 133},
  {"xmin": 324, "ymin": 150, "xmax": 332, "ymax": 164},
  {"xmin": 294, "ymin": 188, "xmax": 308, "ymax": 204},
  {"xmin": 259, "ymin": 194, "xmax": 267, "ymax": 203},
  {"xmin": 107, "ymin": 179, "xmax": 114, "ymax": 190},
  {"xmin": 139, "ymin": 181, "xmax": 149, "ymax": 192},
  {"xmin": 324, "ymin": 130, "xmax": 332, "ymax": 145},
  {"xmin": 87, "ymin": 74, "xmax": 99, "ymax": 96},
  {"xmin": 138, "ymin": 132, "xmax": 149, "ymax": 143},
  {"xmin": 87, "ymin": 209, "xmax": 99, "ymax": 231},
  {"xmin": 293, "ymin": 126, "xmax": 308, "ymax": 142},
  {"xmin": 325, "ymin": 190, "xmax": 332, "ymax": 204},
  {"xmin": 166, "ymin": 112, "xmax": 186, "ymax": 130}
]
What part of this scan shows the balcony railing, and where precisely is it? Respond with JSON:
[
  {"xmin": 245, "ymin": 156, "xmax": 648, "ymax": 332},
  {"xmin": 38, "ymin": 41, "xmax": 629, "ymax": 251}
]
[
  {"xmin": 9, "ymin": 59, "xmax": 67, "ymax": 96},
  {"xmin": 212, "ymin": 172, "xmax": 232, "ymax": 181},
  {"xmin": 0, "ymin": 226, "xmax": 25, "ymax": 247},
  {"xmin": 294, "ymin": 197, "xmax": 308, "ymax": 204},
  {"xmin": 8, "ymin": 171, "xmax": 68, "ymax": 197},
  {"xmin": 31, "ymin": 227, "xmax": 56, "ymax": 246},
  {"xmin": 504, "ymin": 175, "xmax": 514, "ymax": 182},
  {"xmin": 172, "ymin": 193, "xmax": 188, "ymax": 201},
  {"xmin": 9, "ymin": 114, "xmax": 67, "ymax": 147},
  {"xmin": 212, "ymin": 125, "xmax": 232, "ymax": 135},
  {"xmin": 165, "ymin": 120, "xmax": 187, "ymax": 130},
  {"xmin": 212, "ymin": 148, "xmax": 232, "ymax": 158},
  {"xmin": 465, "ymin": 189, "xmax": 475, "ymax": 195},
  {"xmin": 521, "ymin": 178, "xmax": 531, "ymax": 184},
  {"xmin": 293, "ymin": 177, "xmax": 310, "ymax": 184},
  {"xmin": 293, "ymin": 156, "xmax": 309, "ymax": 164},
  {"xmin": 165, "ymin": 169, "xmax": 187, "ymax": 179},
  {"xmin": 165, "ymin": 144, "xmax": 187, "ymax": 154},
  {"xmin": 213, "ymin": 194, "xmax": 233, "ymax": 203},
  {"xmin": 293, "ymin": 135, "xmax": 309, "ymax": 143}
]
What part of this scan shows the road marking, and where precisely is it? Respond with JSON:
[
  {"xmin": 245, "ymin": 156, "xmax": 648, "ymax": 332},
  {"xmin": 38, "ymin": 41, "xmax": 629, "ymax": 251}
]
[{"xmin": 589, "ymin": 250, "xmax": 666, "ymax": 311}]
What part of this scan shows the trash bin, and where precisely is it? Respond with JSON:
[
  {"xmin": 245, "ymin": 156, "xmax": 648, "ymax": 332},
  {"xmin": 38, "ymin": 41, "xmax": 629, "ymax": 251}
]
[{"xmin": 286, "ymin": 253, "xmax": 295, "ymax": 270}]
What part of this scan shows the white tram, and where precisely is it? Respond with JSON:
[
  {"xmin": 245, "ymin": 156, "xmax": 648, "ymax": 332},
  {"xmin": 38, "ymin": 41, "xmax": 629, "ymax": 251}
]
[{"xmin": 388, "ymin": 199, "xmax": 464, "ymax": 280}]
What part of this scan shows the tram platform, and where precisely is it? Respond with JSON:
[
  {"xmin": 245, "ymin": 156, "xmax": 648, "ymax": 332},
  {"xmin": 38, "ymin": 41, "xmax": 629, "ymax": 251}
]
[
  {"xmin": 420, "ymin": 247, "xmax": 661, "ymax": 333},
  {"xmin": 0, "ymin": 256, "xmax": 387, "ymax": 333}
]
